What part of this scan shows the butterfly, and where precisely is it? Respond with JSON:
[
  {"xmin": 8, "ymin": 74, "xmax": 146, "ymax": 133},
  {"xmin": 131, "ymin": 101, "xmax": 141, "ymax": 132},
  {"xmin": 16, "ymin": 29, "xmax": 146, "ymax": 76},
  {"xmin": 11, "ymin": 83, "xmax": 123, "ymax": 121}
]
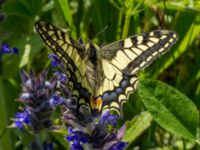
[{"xmin": 35, "ymin": 21, "xmax": 178, "ymax": 117}]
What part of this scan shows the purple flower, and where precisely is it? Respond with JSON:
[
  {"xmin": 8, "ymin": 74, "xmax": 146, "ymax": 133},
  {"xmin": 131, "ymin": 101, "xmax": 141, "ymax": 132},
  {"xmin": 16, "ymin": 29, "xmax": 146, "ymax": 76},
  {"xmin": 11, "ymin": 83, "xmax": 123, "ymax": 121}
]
[
  {"xmin": 12, "ymin": 47, "xmax": 19, "ymax": 54},
  {"xmin": 66, "ymin": 127, "xmax": 90, "ymax": 150},
  {"xmin": 50, "ymin": 92, "xmax": 66, "ymax": 107},
  {"xmin": 108, "ymin": 141, "xmax": 128, "ymax": 150},
  {"xmin": 54, "ymin": 71, "xmax": 68, "ymax": 86},
  {"xmin": 99, "ymin": 111, "xmax": 118, "ymax": 127},
  {"xmin": 1, "ymin": 43, "xmax": 19, "ymax": 54},
  {"xmin": 2, "ymin": 43, "xmax": 10, "ymax": 53},
  {"xmin": 14, "ymin": 110, "xmax": 30, "ymax": 128},
  {"xmin": 48, "ymin": 53, "xmax": 62, "ymax": 67}
]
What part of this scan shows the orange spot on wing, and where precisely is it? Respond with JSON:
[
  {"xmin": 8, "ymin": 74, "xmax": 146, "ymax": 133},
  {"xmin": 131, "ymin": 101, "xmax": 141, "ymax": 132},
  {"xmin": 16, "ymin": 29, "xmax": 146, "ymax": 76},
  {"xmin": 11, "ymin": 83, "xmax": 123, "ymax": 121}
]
[{"xmin": 90, "ymin": 97, "xmax": 103, "ymax": 112}]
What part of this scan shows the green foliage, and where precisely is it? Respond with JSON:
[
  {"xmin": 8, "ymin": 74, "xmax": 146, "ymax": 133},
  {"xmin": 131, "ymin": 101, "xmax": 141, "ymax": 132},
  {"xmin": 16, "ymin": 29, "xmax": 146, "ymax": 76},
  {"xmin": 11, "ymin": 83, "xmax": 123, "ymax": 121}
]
[
  {"xmin": 0, "ymin": 0, "xmax": 200, "ymax": 149},
  {"xmin": 138, "ymin": 79, "xmax": 199, "ymax": 141},
  {"xmin": 123, "ymin": 111, "xmax": 152, "ymax": 147}
]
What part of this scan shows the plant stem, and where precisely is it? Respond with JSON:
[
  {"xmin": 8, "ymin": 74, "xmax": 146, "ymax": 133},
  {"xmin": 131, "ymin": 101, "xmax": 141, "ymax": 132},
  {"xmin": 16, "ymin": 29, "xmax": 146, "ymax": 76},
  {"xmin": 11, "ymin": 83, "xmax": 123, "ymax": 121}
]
[{"xmin": 122, "ymin": 15, "xmax": 131, "ymax": 39}]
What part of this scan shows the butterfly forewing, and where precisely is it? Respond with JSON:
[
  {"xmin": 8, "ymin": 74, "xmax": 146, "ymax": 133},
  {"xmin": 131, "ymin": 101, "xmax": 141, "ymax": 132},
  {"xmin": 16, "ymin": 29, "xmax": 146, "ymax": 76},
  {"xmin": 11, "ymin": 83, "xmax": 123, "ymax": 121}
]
[
  {"xmin": 102, "ymin": 30, "xmax": 178, "ymax": 75},
  {"xmin": 35, "ymin": 21, "xmax": 85, "ymax": 71},
  {"xmin": 35, "ymin": 21, "xmax": 94, "ymax": 115}
]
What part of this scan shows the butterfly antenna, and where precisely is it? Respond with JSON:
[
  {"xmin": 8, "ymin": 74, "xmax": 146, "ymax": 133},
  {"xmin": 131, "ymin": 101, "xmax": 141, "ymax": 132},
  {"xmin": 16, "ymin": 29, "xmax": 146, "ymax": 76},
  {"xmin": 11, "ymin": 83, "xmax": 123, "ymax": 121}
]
[{"xmin": 93, "ymin": 22, "xmax": 111, "ymax": 40}]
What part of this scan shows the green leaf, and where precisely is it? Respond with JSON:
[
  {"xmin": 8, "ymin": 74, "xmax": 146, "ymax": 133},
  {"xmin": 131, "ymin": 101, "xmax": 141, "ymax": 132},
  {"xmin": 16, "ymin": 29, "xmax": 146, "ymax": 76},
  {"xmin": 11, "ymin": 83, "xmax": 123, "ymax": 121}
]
[
  {"xmin": 50, "ymin": 129, "xmax": 69, "ymax": 149},
  {"xmin": 54, "ymin": 0, "xmax": 76, "ymax": 38},
  {"xmin": 18, "ymin": 34, "xmax": 44, "ymax": 68},
  {"xmin": 0, "ymin": 78, "xmax": 13, "ymax": 150},
  {"xmin": 11, "ymin": 129, "xmax": 33, "ymax": 147},
  {"xmin": 123, "ymin": 111, "xmax": 152, "ymax": 143},
  {"xmin": 1, "ymin": 34, "xmax": 44, "ymax": 78},
  {"xmin": 3, "ymin": 0, "xmax": 43, "ymax": 18},
  {"xmin": 138, "ymin": 79, "xmax": 199, "ymax": 141},
  {"xmin": 55, "ymin": 0, "xmax": 72, "ymax": 24}
]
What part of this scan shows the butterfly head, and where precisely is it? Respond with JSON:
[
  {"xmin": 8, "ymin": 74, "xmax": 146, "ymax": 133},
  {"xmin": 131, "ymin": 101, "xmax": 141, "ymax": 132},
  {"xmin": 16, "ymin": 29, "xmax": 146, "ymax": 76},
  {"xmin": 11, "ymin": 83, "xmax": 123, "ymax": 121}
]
[{"xmin": 85, "ymin": 42, "xmax": 101, "ymax": 64}]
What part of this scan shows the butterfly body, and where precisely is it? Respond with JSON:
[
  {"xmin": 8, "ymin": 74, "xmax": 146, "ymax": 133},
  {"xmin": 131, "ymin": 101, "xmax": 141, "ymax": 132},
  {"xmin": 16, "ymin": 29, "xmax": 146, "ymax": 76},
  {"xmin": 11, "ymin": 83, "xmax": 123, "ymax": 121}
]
[
  {"xmin": 35, "ymin": 21, "xmax": 178, "ymax": 116},
  {"xmin": 84, "ymin": 43, "xmax": 104, "ymax": 94}
]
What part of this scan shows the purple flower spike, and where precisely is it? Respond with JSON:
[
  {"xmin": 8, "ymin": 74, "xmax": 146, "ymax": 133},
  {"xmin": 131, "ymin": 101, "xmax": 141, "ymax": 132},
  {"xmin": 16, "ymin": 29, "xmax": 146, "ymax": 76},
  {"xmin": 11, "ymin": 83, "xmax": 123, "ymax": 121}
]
[
  {"xmin": 50, "ymin": 93, "xmax": 66, "ymax": 107},
  {"xmin": 64, "ymin": 110, "xmax": 128, "ymax": 150},
  {"xmin": 12, "ymin": 70, "xmax": 60, "ymax": 132}
]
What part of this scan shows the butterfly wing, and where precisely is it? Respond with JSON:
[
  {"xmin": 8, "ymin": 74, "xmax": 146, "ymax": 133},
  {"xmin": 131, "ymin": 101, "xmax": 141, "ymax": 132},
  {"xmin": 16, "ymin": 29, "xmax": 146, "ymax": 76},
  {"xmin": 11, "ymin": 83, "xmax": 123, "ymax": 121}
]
[
  {"xmin": 102, "ymin": 30, "xmax": 178, "ymax": 74},
  {"xmin": 97, "ymin": 30, "xmax": 178, "ymax": 114},
  {"xmin": 35, "ymin": 21, "xmax": 85, "ymax": 71},
  {"xmin": 35, "ymin": 21, "xmax": 94, "ymax": 116}
]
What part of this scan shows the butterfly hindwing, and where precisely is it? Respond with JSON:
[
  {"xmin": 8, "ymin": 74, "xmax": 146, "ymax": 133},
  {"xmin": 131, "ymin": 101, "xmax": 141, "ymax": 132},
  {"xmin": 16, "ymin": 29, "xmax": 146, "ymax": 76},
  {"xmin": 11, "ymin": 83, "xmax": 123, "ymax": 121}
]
[{"xmin": 99, "ymin": 74, "xmax": 139, "ymax": 115}]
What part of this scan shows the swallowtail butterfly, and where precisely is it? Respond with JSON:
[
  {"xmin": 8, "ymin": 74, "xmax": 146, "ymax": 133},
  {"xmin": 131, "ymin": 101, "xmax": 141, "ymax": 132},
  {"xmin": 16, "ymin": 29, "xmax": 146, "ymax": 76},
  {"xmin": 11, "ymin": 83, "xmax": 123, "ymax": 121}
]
[{"xmin": 35, "ymin": 21, "xmax": 178, "ymax": 116}]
